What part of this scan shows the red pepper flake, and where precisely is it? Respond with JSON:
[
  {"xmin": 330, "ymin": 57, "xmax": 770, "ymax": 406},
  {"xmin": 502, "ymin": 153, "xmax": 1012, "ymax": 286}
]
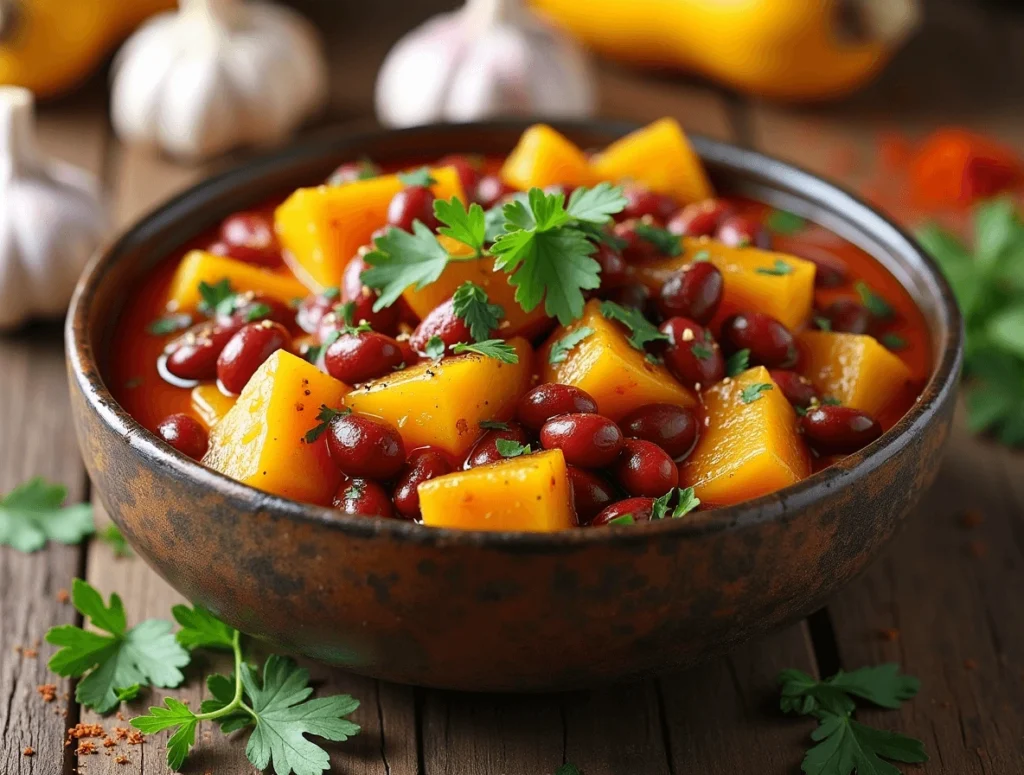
[
  {"xmin": 112, "ymin": 727, "xmax": 130, "ymax": 740},
  {"xmin": 127, "ymin": 730, "xmax": 145, "ymax": 745},
  {"xmin": 22, "ymin": 747, "xmax": 34, "ymax": 757},
  {"xmin": 37, "ymin": 684, "xmax": 57, "ymax": 702},
  {"xmin": 878, "ymin": 627, "xmax": 900, "ymax": 642},
  {"xmin": 68, "ymin": 722, "xmax": 105, "ymax": 740},
  {"xmin": 56, "ymin": 588, "xmax": 70, "ymax": 604},
  {"xmin": 77, "ymin": 741, "xmax": 98, "ymax": 755},
  {"xmin": 115, "ymin": 754, "xmax": 130, "ymax": 764},
  {"xmin": 102, "ymin": 736, "xmax": 116, "ymax": 748}
]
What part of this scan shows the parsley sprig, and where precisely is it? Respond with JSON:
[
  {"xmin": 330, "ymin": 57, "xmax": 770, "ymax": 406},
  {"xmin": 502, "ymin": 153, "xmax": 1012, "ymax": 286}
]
[
  {"xmin": 599, "ymin": 300, "xmax": 669, "ymax": 351},
  {"xmin": 549, "ymin": 326, "xmax": 595, "ymax": 365},
  {"xmin": 452, "ymin": 282, "xmax": 504, "ymax": 341},
  {"xmin": 0, "ymin": 477, "xmax": 94, "ymax": 553}
]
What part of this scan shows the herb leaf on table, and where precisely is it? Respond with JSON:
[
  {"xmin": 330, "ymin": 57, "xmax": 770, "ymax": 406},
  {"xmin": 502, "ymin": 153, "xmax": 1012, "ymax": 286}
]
[{"xmin": 0, "ymin": 477, "xmax": 94, "ymax": 552}]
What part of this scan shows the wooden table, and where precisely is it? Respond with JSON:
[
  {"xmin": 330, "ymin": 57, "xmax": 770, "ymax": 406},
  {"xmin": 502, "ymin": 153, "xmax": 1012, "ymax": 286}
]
[{"xmin": 3, "ymin": 1, "xmax": 1023, "ymax": 772}]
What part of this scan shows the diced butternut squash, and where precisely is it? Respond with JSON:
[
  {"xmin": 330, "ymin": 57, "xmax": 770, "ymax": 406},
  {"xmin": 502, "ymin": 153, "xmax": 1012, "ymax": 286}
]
[
  {"xmin": 203, "ymin": 351, "xmax": 349, "ymax": 506},
  {"xmin": 633, "ymin": 238, "xmax": 817, "ymax": 331},
  {"xmin": 590, "ymin": 118, "xmax": 713, "ymax": 205},
  {"xmin": 541, "ymin": 299, "xmax": 697, "ymax": 421},
  {"xmin": 500, "ymin": 124, "xmax": 595, "ymax": 191},
  {"xmin": 274, "ymin": 165, "xmax": 465, "ymax": 291},
  {"xmin": 167, "ymin": 251, "xmax": 308, "ymax": 313},
  {"xmin": 344, "ymin": 338, "xmax": 532, "ymax": 456},
  {"xmin": 680, "ymin": 366, "xmax": 810, "ymax": 507},
  {"xmin": 190, "ymin": 384, "xmax": 236, "ymax": 429},
  {"xmin": 798, "ymin": 331, "xmax": 913, "ymax": 419},
  {"xmin": 419, "ymin": 449, "xmax": 575, "ymax": 532}
]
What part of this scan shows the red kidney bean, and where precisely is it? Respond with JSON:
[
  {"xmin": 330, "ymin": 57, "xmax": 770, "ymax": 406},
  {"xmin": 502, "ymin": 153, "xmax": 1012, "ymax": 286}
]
[
  {"xmin": 156, "ymin": 413, "xmax": 209, "ymax": 460},
  {"xmin": 613, "ymin": 439, "xmax": 678, "ymax": 497},
  {"xmin": 327, "ymin": 413, "xmax": 405, "ymax": 479},
  {"xmin": 769, "ymin": 370, "xmax": 819, "ymax": 409},
  {"xmin": 475, "ymin": 175, "xmax": 516, "ymax": 209},
  {"xmin": 657, "ymin": 261, "xmax": 723, "ymax": 324},
  {"xmin": 567, "ymin": 466, "xmax": 618, "ymax": 525},
  {"xmin": 602, "ymin": 283, "xmax": 651, "ymax": 312},
  {"xmin": 667, "ymin": 199, "xmax": 733, "ymax": 237},
  {"xmin": 388, "ymin": 185, "xmax": 438, "ymax": 232},
  {"xmin": 800, "ymin": 405, "xmax": 882, "ymax": 454},
  {"xmin": 324, "ymin": 331, "xmax": 404, "ymax": 384},
  {"xmin": 659, "ymin": 317, "xmax": 725, "ymax": 388},
  {"xmin": 217, "ymin": 321, "xmax": 292, "ymax": 395},
  {"xmin": 620, "ymin": 403, "xmax": 698, "ymax": 461},
  {"xmin": 215, "ymin": 212, "xmax": 282, "ymax": 267},
  {"xmin": 297, "ymin": 290, "xmax": 340, "ymax": 334},
  {"xmin": 620, "ymin": 185, "xmax": 677, "ymax": 222},
  {"xmin": 337, "ymin": 255, "xmax": 400, "ymax": 335},
  {"xmin": 217, "ymin": 292, "xmax": 294, "ymax": 330},
  {"xmin": 163, "ymin": 321, "xmax": 241, "ymax": 382},
  {"xmin": 393, "ymin": 447, "xmax": 454, "ymax": 519},
  {"xmin": 590, "ymin": 497, "xmax": 656, "ymax": 526},
  {"xmin": 463, "ymin": 423, "xmax": 532, "ymax": 469},
  {"xmin": 438, "ymin": 154, "xmax": 480, "ymax": 197},
  {"xmin": 333, "ymin": 477, "xmax": 393, "ymax": 518},
  {"xmin": 410, "ymin": 297, "xmax": 473, "ymax": 354},
  {"xmin": 817, "ymin": 299, "xmax": 872, "ymax": 334},
  {"xmin": 720, "ymin": 312, "xmax": 797, "ymax": 368},
  {"xmin": 540, "ymin": 413, "xmax": 624, "ymax": 468},
  {"xmin": 716, "ymin": 213, "xmax": 771, "ymax": 249},
  {"xmin": 593, "ymin": 242, "xmax": 629, "ymax": 288},
  {"xmin": 516, "ymin": 384, "xmax": 599, "ymax": 431}
]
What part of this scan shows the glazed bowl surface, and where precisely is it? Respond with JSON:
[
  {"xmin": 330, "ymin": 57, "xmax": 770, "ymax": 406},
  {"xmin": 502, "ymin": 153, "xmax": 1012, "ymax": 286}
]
[{"xmin": 66, "ymin": 120, "xmax": 962, "ymax": 691}]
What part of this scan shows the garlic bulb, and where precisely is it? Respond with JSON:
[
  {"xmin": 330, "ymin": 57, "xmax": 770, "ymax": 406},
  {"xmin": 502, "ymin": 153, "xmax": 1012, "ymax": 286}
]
[
  {"xmin": 375, "ymin": 0, "xmax": 596, "ymax": 128},
  {"xmin": 111, "ymin": 0, "xmax": 328, "ymax": 161},
  {"xmin": 0, "ymin": 87, "xmax": 108, "ymax": 331}
]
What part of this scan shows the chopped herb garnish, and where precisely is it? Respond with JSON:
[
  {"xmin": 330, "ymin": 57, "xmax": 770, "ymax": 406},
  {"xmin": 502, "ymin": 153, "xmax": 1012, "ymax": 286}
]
[
  {"xmin": 822, "ymin": 396, "xmax": 842, "ymax": 406},
  {"xmin": 304, "ymin": 405, "xmax": 349, "ymax": 443},
  {"xmin": 197, "ymin": 278, "xmax": 235, "ymax": 317},
  {"xmin": 147, "ymin": 313, "xmax": 193, "ymax": 336},
  {"xmin": 740, "ymin": 382, "xmax": 773, "ymax": 404},
  {"xmin": 243, "ymin": 303, "xmax": 272, "ymax": 323},
  {"xmin": 322, "ymin": 287, "xmax": 341, "ymax": 300},
  {"xmin": 599, "ymin": 300, "xmax": 669, "ymax": 351},
  {"xmin": 691, "ymin": 342, "xmax": 714, "ymax": 361},
  {"xmin": 650, "ymin": 487, "xmax": 701, "ymax": 520},
  {"xmin": 0, "ymin": 477, "xmax": 94, "ymax": 553},
  {"xmin": 645, "ymin": 352, "xmax": 663, "ymax": 365},
  {"xmin": 334, "ymin": 301, "xmax": 372, "ymax": 335},
  {"xmin": 435, "ymin": 197, "xmax": 487, "ymax": 257},
  {"xmin": 766, "ymin": 209, "xmax": 807, "ymax": 235},
  {"xmin": 725, "ymin": 348, "xmax": 751, "ymax": 378},
  {"xmin": 633, "ymin": 222, "xmax": 682, "ymax": 256},
  {"xmin": 397, "ymin": 166, "xmax": 437, "ymax": 188},
  {"xmin": 328, "ymin": 158, "xmax": 380, "ymax": 184},
  {"xmin": 691, "ymin": 249, "xmax": 711, "ymax": 262},
  {"xmin": 451, "ymin": 339, "xmax": 519, "ymax": 363},
  {"xmin": 452, "ymin": 281, "xmax": 504, "ymax": 342},
  {"xmin": 305, "ymin": 330, "xmax": 341, "ymax": 364},
  {"xmin": 814, "ymin": 316, "xmax": 833, "ymax": 331},
  {"xmin": 479, "ymin": 420, "xmax": 510, "ymax": 431},
  {"xmin": 495, "ymin": 438, "xmax": 531, "ymax": 458},
  {"xmin": 423, "ymin": 335, "xmax": 446, "ymax": 360},
  {"xmin": 608, "ymin": 514, "xmax": 636, "ymax": 526},
  {"xmin": 855, "ymin": 281, "xmax": 894, "ymax": 319},
  {"xmin": 548, "ymin": 326, "xmax": 595, "ymax": 365},
  {"xmin": 755, "ymin": 259, "xmax": 794, "ymax": 276},
  {"xmin": 361, "ymin": 223, "xmax": 453, "ymax": 311},
  {"xmin": 881, "ymin": 333, "xmax": 907, "ymax": 350}
]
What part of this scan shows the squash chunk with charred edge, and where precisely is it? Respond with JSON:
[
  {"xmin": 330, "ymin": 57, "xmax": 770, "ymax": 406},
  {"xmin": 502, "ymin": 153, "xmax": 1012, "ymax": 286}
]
[
  {"xmin": 167, "ymin": 251, "xmax": 309, "ymax": 312},
  {"xmin": 680, "ymin": 366, "xmax": 810, "ymax": 507},
  {"xmin": 274, "ymin": 165, "xmax": 465, "ymax": 290},
  {"xmin": 344, "ymin": 337, "xmax": 532, "ymax": 457},
  {"xmin": 798, "ymin": 331, "xmax": 913, "ymax": 419},
  {"xmin": 190, "ymin": 384, "xmax": 236, "ymax": 429},
  {"xmin": 500, "ymin": 124, "xmax": 595, "ymax": 191},
  {"xmin": 419, "ymin": 449, "xmax": 575, "ymax": 532},
  {"xmin": 541, "ymin": 299, "xmax": 696, "ymax": 421},
  {"xmin": 590, "ymin": 118, "xmax": 713, "ymax": 204},
  {"xmin": 203, "ymin": 351, "xmax": 349, "ymax": 506},
  {"xmin": 633, "ymin": 237, "xmax": 817, "ymax": 331}
]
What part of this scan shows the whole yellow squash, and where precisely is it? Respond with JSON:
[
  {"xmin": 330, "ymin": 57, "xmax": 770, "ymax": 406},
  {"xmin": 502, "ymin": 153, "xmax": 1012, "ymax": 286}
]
[{"xmin": 0, "ymin": 0, "xmax": 173, "ymax": 97}]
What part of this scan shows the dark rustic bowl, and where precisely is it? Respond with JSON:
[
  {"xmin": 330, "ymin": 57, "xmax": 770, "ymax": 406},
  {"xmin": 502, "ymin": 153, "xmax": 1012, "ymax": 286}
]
[{"xmin": 66, "ymin": 121, "xmax": 962, "ymax": 691}]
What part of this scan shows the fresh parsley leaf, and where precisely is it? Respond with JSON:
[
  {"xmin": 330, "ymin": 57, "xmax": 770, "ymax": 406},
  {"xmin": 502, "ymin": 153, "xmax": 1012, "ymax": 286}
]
[
  {"xmin": 479, "ymin": 420, "xmax": 510, "ymax": 431},
  {"xmin": 650, "ymin": 487, "xmax": 701, "ymax": 520},
  {"xmin": 435, "ymin": 197, "xmax": 487, "ymax": 256},
  {"xmin": 304, "ymin": 405, "xmax": 349, "ymax": 443},
  {"xmin": 197, "ymin": 279, "xmax": 234, "ymax": 317},
  {"xmin": 484, "ymin": 192, "xmax": 529, "ymax": 242},
  {"xmin": 725, "ymin": 348, "xmax": 750, "ymax": 378},
  {"xmin": 608, "ymin": 514, "xmax": 636, "ymax": 526},
  {"xmin": 779, "ymin": 665, "xmax": 919, "ymax": 717},
  {"xmin": 633, "ymin": 222, "xmax": 682, "ymax": 256},
  {"xmin": 115, "ymin": 684, "xmax": 141, "ymax": 702},
  {"xmin": 46, "ymin": 579, "xmax": 189, "ymax": 713},
  {"xmin": 0, "ymin": 477, "xmax": 94, "ymax": 553},
  {"xmin": 147, "ymin": 313, "xmax": 193, "ymax": 336},
  {"xmin": 556, "ymin": 765, "xmax": 582, "ymax": 775},
  {"xmin": 362, "ymin": 223, "xmax": 452, "ymax": 311},
  {"xmin": 985, "ymin": 303, "xmax": 1024, "ymax": 360},
  {"xmin": 495, "ymin": 438, "xmax": 531, "ymax": 458},
  {"xmin": 99, "ymin": 523, "xmax": 132, "ymax": 557},
  {"xmin": 740, "ymin": 383, "xmax": 773, "ymax": 403},
  {"xmin": 880, "ymin": 333, "xmax": 907, "ymax": 350},
  {"xmin": 756, "ymin": 259, "xmax": 794, "ymax": 276},
  {"xmin": 452, "ymin": 339, "xmax": 519, "ymax": 363},
  {"xmin": 397, "ymin": 166, "xmax": 437, "ymax": 187},
  {"xmin": 599, "ymin": 300, "xmax": 669, "ymax": 351},
  {"xmin": 172, "ymin": 603, "xmax": 237, "ymax": 651},
  {"xmin": 424, "ymin": 335, "xmax": 446, "ymax": 360},
  {"xmin": 565, "ymin": 182, "xmax": 629, "ymax": 223},
  {"xmin": 855, "ymin": 281, "xmax": 894, "ymax": 319},
  {"xmin": 814, "ymin": 316, "xmax": 833, "ymax": 332},
  {"xmin": 549, "ymin": 326, "xmax": 595, "ymax": 365},
  {"xmin": 132, "ymin": 697, "xmax": 199, "ymax": 769},
  {"xmin": 244, "ymin": 303, "xmax": 273, "ymax": 323},
  {"xmin": 452, "ymin": 282, "xmax": 504, "ymax": 342},
  {"xmin": 766, "ymin": 209, "xmax": 807, "ymax": 235},
  {"xmin": 334, "ymin": 301, "xmax": 372, "ymax": 335},
  {"xmin": 802, "ymin": 712, "xmax": 927, "ymax": 775}
]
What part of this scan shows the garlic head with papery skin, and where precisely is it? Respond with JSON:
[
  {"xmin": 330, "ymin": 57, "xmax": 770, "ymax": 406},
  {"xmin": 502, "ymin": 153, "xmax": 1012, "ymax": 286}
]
[
  {"xmin": 375, "ymin": 0, "xmax": 596, "ymax": 128},
  {"xmin": 111, "ymin": 0, "xmax": 328, "ymax": 161},
  {"xmin": 0, "ymin": 87, "xmax": 108, "ymax": 331}
]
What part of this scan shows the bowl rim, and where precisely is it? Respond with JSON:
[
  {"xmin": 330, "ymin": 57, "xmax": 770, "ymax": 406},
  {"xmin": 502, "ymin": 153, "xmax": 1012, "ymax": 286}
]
[{"xmin": 67, "ymin": 118, "xmax": 964, "ymax": 549}]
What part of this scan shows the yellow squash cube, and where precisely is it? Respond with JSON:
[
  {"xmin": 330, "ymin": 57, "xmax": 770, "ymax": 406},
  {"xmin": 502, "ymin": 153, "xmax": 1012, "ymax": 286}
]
[
  {"xmin": 190, "ymin": 384, "xmax": 236, "ymax": 429},
  {"xmin": 634, "ymin": 237, "xmax": 817, "ymax": 331},
  {"xmin": 274, "ymin": 165, "xmax": 465, "ymax": 290},
  {"xmin": 167, "ymin": 251, "xmax": 309, "ymax": 313},
  {"xmin": 798, "ymin": 331, "xmax": 914, "ymax": 419},
  {"xmin": 540, "ymin": 299, "xmax": 696, "ymax": 421},
  {"xmin": 203, "ymin": 351, "xmax": 349, "ymax": 506},
  {"xmin": 590, "ymin": 118, "xmax": 713, "ymax": 205},
  {"xmin": 344, "ymin": 338, "xmax": 532, "ymax": 457},
  {"xmin": 419, "ymin": 449, "xmax": 575, "ymax": 532},
  {"xmin": 680, "ymin": 366, "xmax": 810, "ymax": 507},
  {"xmin": 500, "ymin": 124, "xmax": 595, "ymax": 191}
]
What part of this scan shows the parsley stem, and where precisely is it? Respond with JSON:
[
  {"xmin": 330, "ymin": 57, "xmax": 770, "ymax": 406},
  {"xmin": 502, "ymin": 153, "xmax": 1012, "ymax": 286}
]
[{"xmin": 193, "ymin": 628, "xmax": 245, "ymax": 721}]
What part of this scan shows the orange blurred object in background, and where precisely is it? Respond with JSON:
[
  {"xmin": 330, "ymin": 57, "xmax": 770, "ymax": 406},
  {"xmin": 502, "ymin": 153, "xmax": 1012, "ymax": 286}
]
[{"xmin": 908, "ymin": 129, "xmax": 1023, "ymax": 209}]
